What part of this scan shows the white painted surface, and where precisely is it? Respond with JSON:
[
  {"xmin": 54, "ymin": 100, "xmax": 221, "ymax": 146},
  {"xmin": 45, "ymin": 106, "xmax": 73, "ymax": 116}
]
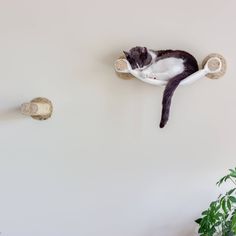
[{"xmin": 0, "ymin": 0, "xmax": 235, "ymax": 235}]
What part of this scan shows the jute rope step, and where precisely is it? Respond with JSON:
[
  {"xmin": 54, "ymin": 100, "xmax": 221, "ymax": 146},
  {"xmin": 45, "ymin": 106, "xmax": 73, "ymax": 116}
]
[
  {"xmin": 114, "ymin": 55, "xmax": 134, "ymax": 80},
  {"xmin": 202, "ymin": 53, "xmax": 227, "ymax": 79}
]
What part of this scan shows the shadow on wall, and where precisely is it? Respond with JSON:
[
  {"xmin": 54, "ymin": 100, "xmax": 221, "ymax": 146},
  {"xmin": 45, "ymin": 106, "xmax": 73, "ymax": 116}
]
[
  {"xmin": 0, "ymin": 106, "xmax": 25, "ymax": 122},
  {"xmin": 100, "ymin": 50, "xmax": 121, "ymax": 68}
]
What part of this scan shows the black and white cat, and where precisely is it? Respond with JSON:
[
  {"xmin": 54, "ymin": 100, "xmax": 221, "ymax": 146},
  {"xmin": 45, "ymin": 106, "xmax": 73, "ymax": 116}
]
[{"xmin": 123, "ymin": 47, "xmax": 199, "ymax": 128}]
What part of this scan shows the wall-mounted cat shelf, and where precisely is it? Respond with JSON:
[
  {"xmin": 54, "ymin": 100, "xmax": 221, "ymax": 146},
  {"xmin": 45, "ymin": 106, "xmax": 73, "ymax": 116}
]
[
  {"xmin": 114, "ymin": 47, "xmax": 227, "ymax": 128},
  {"xmin": 21, "ymin": 97, "xmax": 53, "ymax": 120}
]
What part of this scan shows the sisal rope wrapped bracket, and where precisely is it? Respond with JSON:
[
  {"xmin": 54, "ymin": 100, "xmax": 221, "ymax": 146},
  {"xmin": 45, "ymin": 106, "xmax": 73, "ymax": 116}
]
[
  {"xmin": 21, "ymin": 97, "xmax": 53, "ymax": 120},
  {"xmin": 114, "ymin": 55, "xmax": 134, "ymax": 80},
  {"xmin": 202, "ymin": 53, "xmax": 227, "ymax": 79}
]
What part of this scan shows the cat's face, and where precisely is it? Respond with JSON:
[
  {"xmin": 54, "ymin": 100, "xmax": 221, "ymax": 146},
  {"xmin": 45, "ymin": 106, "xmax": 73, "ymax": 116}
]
[{"xmin": 124, "ymin": 47, "xmax": 152, "ymax": 69}]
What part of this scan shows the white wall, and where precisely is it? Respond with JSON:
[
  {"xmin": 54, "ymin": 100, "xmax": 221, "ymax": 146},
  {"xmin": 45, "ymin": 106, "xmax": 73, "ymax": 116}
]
[{"xmin": 0, "ymin": 0, "xmax": 235, "ymax": 235}]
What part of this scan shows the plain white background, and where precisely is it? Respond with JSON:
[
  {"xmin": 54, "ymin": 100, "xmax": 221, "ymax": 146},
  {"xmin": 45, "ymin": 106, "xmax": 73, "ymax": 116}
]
[{"xmin": 0, "ymin": 0, "xmax": 235, "ymax": 235}]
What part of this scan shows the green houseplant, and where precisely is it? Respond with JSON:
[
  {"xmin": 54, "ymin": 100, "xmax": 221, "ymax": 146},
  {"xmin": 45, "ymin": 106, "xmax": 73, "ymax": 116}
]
[{"xmin": 196, "ymin": 168, "xmax": 236, "ymax": 236}]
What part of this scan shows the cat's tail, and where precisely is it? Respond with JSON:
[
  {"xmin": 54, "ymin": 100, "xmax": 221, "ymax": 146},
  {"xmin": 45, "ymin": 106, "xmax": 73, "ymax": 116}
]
[{"xmin": 159, "ymin": 73, "xmax": 189, "ymax": 128}]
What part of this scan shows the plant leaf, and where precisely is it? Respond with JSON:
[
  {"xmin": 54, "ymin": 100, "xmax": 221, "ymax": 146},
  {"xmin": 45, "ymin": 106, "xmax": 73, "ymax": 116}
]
[
  {"xmin": 231, "ymin": 214, "xmax": 236, "ymax": 233},
  {"xmin": 195, "ymin": 218, "xmax": 202, "ymax": 224},
  {"xmin": 222, "ymin": 199, "xmax": 227, "ymax": 214},
  {"xmin": 202, "ymin": 210, "xmax": 208, "ymax": 215},
  {"xmin": 227, "ymin": 199, "xmax": 232, "ymax": 211},
  {"xmin": 228, "ymin": 188, "xmax": 236, "ymax": 195},
  {"xmin": 229, "ymin": 196, "xmax": 236, "ymax": 203}
]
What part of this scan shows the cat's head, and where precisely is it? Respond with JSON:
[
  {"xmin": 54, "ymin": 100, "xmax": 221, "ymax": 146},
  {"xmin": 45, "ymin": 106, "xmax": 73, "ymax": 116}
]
[{"xmin": 123, "ymin": 46, "xmax": 152, "ymax": 69}]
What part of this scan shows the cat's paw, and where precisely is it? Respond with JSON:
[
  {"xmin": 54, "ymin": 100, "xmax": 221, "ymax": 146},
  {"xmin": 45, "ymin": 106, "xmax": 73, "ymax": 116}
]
[{"xmin": 145, "ymin": 72, "xmax": 157, "ymax": 80}]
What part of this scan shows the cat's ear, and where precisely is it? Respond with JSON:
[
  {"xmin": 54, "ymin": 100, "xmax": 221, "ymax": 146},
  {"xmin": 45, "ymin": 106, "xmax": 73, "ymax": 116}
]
[
  {"xmin": 123, "ymin": 51, "xmax": 129, "ymax": 58},
  {"xmin": 141, "ymin": 47, "xmax": 147, "ymax": 54},
  {"xmin": 140, "ymin": 47, "xmax": 148, "ymax": 60}
]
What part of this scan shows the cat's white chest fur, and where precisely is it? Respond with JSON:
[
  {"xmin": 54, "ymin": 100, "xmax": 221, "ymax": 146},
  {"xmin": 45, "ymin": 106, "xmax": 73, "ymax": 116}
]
[{"xmin": 141, "ymin": 57, "xmax": 185, "ymax": 81}]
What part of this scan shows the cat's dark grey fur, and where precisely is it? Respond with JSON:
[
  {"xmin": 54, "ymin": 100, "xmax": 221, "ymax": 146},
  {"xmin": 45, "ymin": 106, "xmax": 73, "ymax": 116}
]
[{"xmin": 124, "ymin": 46, "xmax": 199, "ymax": 128}]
